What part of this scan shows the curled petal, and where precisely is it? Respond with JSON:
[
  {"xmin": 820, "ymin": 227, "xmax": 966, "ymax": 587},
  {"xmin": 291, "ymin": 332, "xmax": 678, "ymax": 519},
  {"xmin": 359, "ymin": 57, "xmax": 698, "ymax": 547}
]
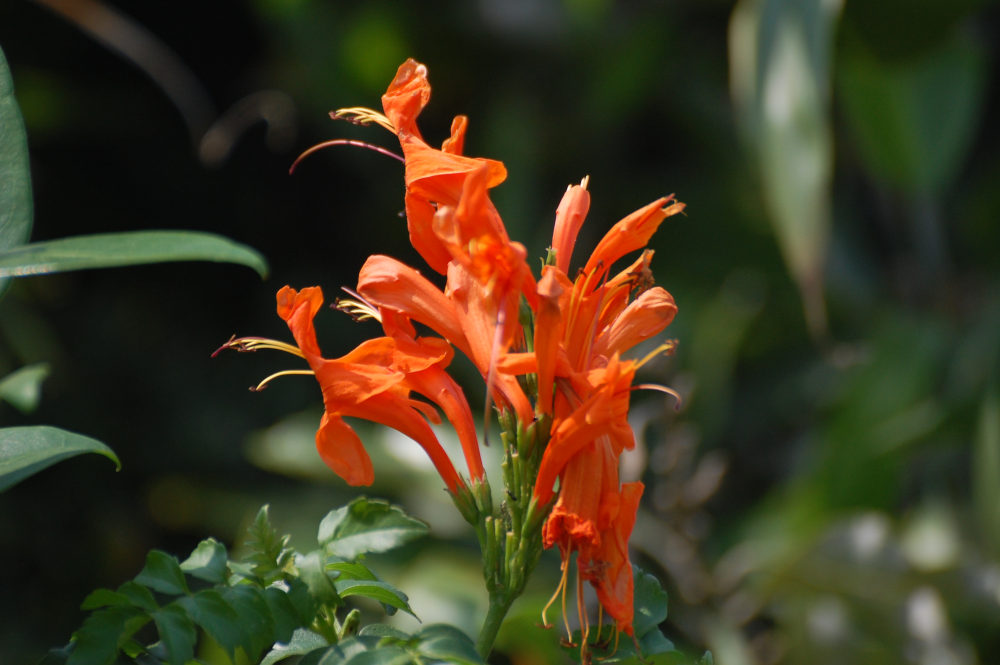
[
  {"xmin": 584, "ymin": 197, "xmax": 684, "ymax": 277},
  {"xmin": 594, "ymin": 287, "xmax": 677, "ymax": 358},
  {"xmin": 315, "ymin": 412, "xmax": 374, "ymax": 486},
  {"xmin": 551, "ymin": 180, "xmax": 591, "ymax": 274}
]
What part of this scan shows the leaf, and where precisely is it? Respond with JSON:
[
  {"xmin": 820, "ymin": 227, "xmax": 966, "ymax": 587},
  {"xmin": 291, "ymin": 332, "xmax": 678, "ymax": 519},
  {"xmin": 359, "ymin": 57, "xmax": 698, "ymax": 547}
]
[
  {"xmin": 729, "ymin": 0, "xmax": 841, "ymax": 336},
  {"xmin": 0, "ymin": 46, "xmax": 33, "ymax": 299},
  {"xmin": 357, "ymin": 624, "xmax": 410, "ymax": 640},
  {"xmin": 260, "ymin": 628, "xmax": 329, "ymax": 665},
  {"xmin": 334, "ymin": 579, "xmax": 416, "ymax": 618},
  {"xmin": 263, "ymin": 586, "xmax": 304, "ymax": 644},
  {"xmin": 150, "ymin": 604, "xmax": 197, "ymax": 665},
  {"xmin": 0, "ymin": 362, "xmax": 49, "ymax": 412},
  {"xmin": 341, "ymin": 645, "xmax": 414, "ymax": 665},
  {"xmin": 0, "ymin": 230, "xmax": 268, "ymax": 279},
  {"xmin": 412, "ymin": 625, "xmax": 483, "ymax": 665},
  {"xmin": 117, "ymin": 581, "xmax": 159, "ymax": 612},
  {"xmin": 319, "ymin": 497, "xmax": 428, "ymax": 560},
  {"xmin": 326, "ymin": 561, "xmax": 378, "ymax": 581},
  {"xmin": 245, "ymin": 504, "xmax": 294, "ymax": 583},
  {"xmin": 135, "ymin": 550, "xmax": 189, "ymax": 596},
  {"xmin": 177, "ymin": 589, "xmax": 244, "ymax": 661},
  {"xmin": 224, "ymin": 584, "xmax": 276, "ymax": 660},
  {"xmin": 180, "ymin": 537, "xmax": 229, "ymax": 584},
  {"xmin": 0, "ymin": 425, "xmax": 120, "ymax": 492},
  {"xmin": 67, "ymin": 605, "xmax": 144, "ymax": 665},
  {"xmin": 633, "ymin": 566, "xmax": 670, "ymax": 637},
  {"xmin": 296, "ymin": 550, "xmax": 341, "ymax": 606},
  {"xmin": 309, "ymin": 637, "xmax": 368, "ymax": 664}
]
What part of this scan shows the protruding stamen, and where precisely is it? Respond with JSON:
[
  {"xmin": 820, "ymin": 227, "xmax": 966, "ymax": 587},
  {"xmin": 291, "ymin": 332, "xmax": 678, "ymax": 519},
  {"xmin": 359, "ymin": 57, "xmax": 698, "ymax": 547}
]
[
  {"xmin": 331, "ymin": 106, "xmax": 396, "ymax": 133},
  {"xmin": 635, "ymin": 339, "xmax": 678, "ymax": 369},
  {"xmin": 542, "ymin": 554, "xmax": 572, "ymax": 631},
  {"xmin": 632, "ymin": 383, "xmax": 683, "ymax": 410},
  {"xmin": 251, "ymin": 369, "xmax": 315, "ymax": 392},
  {"xmin": 213, "ymin": 335, "xmax": 305, "ymax": 358},
  {"xmin": 334, "ymin": 287, "xmax": 382, "ymax": 323},
  {"xmin": 289, "ymin": 139, "xmax": 404, "ymax": 174}
]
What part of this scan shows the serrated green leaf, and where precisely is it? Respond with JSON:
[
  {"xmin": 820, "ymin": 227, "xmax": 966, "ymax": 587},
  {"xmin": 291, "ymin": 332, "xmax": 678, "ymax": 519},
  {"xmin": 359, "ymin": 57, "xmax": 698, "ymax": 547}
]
[
  {"xmin": 319, "ymin": 498, "xmax": 428, "ymax": 560},
  {"xmin": 326, "ymin": 561, "xmax": 378, "ymax": 581},
  {"xmin": 180, "ymin": 537, "xmax": 229, "ymax": 584},
  {"xmin": 177, "ymin": 589, "xmax": 244, "ymax": 661},
  {"xmin": 260, "ymin": 628, "xmax": 329, "ymax": 665},
  {"xmin": 0, "ymin": 46, "xmax": 33, "ymax": 300},
  {"xmin": 334, "ymin": 580, "xmax": 415, "ymax": 618},
  {"xmin": 342, "ymin": 645, "xmax": 413, "ymax": 665},
  {"xmin": 67, "ymin": 605, "xmax": 143, "ymax": 665},
  {"xmin": 135, "ymin": 551, "xmax": 189, "ymax": 596},
  {"xmin": 150, "ymin": 604, "xmax": 197, "ymax": 665},
  {"xmin": 246, "ymin": 504, "xmax": 294, "ymax": 584},
  {"xmin": 412, "ymin": 625, "xmax": 483, "ymax": 665},
  {"xmin": 224, "ymin": 584, "xmax": 275, "ymax": 660},
  {"xmin": 0, "ymin": 425, "xmax": 120, "ymax": 492},
  {"xmin": 0, "ymin": 363, "xmax": 49, "ymax": 412},
  {"xmin": 633, "ymin": 566, "xmax": 669, "ymax": 637},
  {"xmin": 0, "ymin": 230, "xmax": 268, "ymax": 279}
]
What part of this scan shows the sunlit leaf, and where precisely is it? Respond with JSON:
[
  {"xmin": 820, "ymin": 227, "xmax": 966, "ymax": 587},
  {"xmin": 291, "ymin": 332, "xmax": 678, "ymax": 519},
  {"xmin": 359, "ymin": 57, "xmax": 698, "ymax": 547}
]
[
  {"xmin": 334, "ymin": 579, "xmax": 415, "ymax": 618},
  {"xmin": 0, "ymin": 425, "xmax": 119, "ymax": 492},
  {"xmin": 0, "ymin": 46, "xmax": 33, "ymax": 300},
  {"xmin": 0, "ymin": 362, "xmax": 49, "ymax": 412},
  {"xmin": 260, "ymin": 628, "xmax": 329, "ymax": 665},
  {"xmin": 180, "ymin": 537, "xmax": 229, "ymax": 584},
  {"xmin": 0, "ymin": 230, "xmax": 268, "ymax": 279},
  {"xmin": 319, "ymin": 497, "xmax": 428, "ymax": 560},
  {"xmin": 135, "ymin": 551, "xmax": 189, "ymax": 596}
]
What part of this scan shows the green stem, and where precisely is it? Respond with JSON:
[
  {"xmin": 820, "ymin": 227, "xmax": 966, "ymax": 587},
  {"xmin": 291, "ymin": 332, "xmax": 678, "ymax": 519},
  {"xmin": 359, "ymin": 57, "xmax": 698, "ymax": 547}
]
[{"xmin": 476, "ymin": 591, "xmax": 517, "ymax": 660}]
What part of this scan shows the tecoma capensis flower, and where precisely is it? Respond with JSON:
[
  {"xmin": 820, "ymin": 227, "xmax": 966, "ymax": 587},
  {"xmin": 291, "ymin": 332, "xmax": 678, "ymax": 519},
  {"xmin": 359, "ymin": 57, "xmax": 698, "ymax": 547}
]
[{"xmin": 220, "ymin": 59, "xmax": 684, "ymax": 657}]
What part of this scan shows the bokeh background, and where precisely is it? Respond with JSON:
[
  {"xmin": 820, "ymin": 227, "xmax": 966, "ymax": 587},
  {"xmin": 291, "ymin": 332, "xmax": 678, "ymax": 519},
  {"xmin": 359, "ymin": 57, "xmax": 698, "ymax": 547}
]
[{"xmin": 2, "ymin": 0, "xmax": 1000, "ymax": 663}]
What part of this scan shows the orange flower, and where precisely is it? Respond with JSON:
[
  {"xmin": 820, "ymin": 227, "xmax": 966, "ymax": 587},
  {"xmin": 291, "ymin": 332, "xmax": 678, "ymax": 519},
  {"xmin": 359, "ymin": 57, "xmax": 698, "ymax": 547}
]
[{"xmin": 220, "ymin": 285, "xmax": 489, "ymax": 494}]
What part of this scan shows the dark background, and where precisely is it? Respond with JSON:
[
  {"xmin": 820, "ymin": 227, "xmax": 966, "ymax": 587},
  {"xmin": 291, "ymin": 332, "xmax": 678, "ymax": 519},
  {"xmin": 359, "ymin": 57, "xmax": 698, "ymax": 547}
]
[{"xmin": 2, "ymin": 1, "xmax": 999, "ymax": 663}]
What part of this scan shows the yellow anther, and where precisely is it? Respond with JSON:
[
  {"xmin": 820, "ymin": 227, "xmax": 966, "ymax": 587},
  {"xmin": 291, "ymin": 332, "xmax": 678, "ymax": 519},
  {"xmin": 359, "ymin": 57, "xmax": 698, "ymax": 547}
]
[{"xmin": 332, "ymin": 106, "xmax": 396, "ymax": 134}]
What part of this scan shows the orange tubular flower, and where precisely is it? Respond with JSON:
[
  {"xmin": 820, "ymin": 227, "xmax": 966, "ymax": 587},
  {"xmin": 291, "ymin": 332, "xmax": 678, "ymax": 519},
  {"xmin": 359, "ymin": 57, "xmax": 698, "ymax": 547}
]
[{"xmin": 271, "ymin": 285, "xmax": 483, "ymax": 493}]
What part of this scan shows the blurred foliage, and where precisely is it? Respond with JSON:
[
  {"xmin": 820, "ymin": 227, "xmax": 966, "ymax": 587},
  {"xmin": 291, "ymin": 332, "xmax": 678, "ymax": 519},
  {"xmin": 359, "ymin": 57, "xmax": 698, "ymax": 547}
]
[{"xmin": 1, "ymin": 0, "xmax": 999, "ymax": 664}]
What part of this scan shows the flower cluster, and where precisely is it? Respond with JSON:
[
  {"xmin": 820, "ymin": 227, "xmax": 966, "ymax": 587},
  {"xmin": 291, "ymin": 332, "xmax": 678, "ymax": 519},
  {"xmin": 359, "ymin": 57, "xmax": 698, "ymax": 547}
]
[{"xmin": 220, "ymin": 59, "xmax": 682, "ymax": 647}]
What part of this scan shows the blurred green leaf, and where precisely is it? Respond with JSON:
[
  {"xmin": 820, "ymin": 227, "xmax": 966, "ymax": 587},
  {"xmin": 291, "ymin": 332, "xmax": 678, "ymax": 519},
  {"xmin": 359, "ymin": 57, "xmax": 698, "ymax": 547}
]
[
  {"xmin": 729, "ymin": 0, "xmax": 840, "ymax": 336},
  {"xmin": 0, "ymin": 46, "xmax": 33, "ymax": 300},
  {"xmin": 135, "ymin": 551, "xmax": 189, "ymax": 596},
  {"xmin": 973, "ymin": 386, "xmax": 1000, "ymax": 556},
  {"xmin": 319, "ymin": 497, "xmax": 428, "ymax": 560},
  {"xmin": 246, "ymin": 505, "xmax": 295, "ymax": 584},
  {"xmin": 412, "ymin": 625, "xmax": 483, "ymax": 665},
  {"xmin": 180, "ymin": 538, "xmax": 229, "ymax": 584},
  {"xmin": 0, "ymin": 230, "xmax": 268, "ymax": 279},
  {"xmin": 0, "ymin": 363, "xmax": 49, "ymax": 413},
  {"xmin": 0, "ymin": 425, "xmax": 119, "ymax": 492},
  {"xmin": 150, "ymin": 604, "xmax": 196, "ymax": 665},
  {"xmin": 838, "ymin": 30, "xmax": 987, "ymax": 193},
  {"xmin": 334, "ymin": 579, "xmax": 415, "ymax": 618}
]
